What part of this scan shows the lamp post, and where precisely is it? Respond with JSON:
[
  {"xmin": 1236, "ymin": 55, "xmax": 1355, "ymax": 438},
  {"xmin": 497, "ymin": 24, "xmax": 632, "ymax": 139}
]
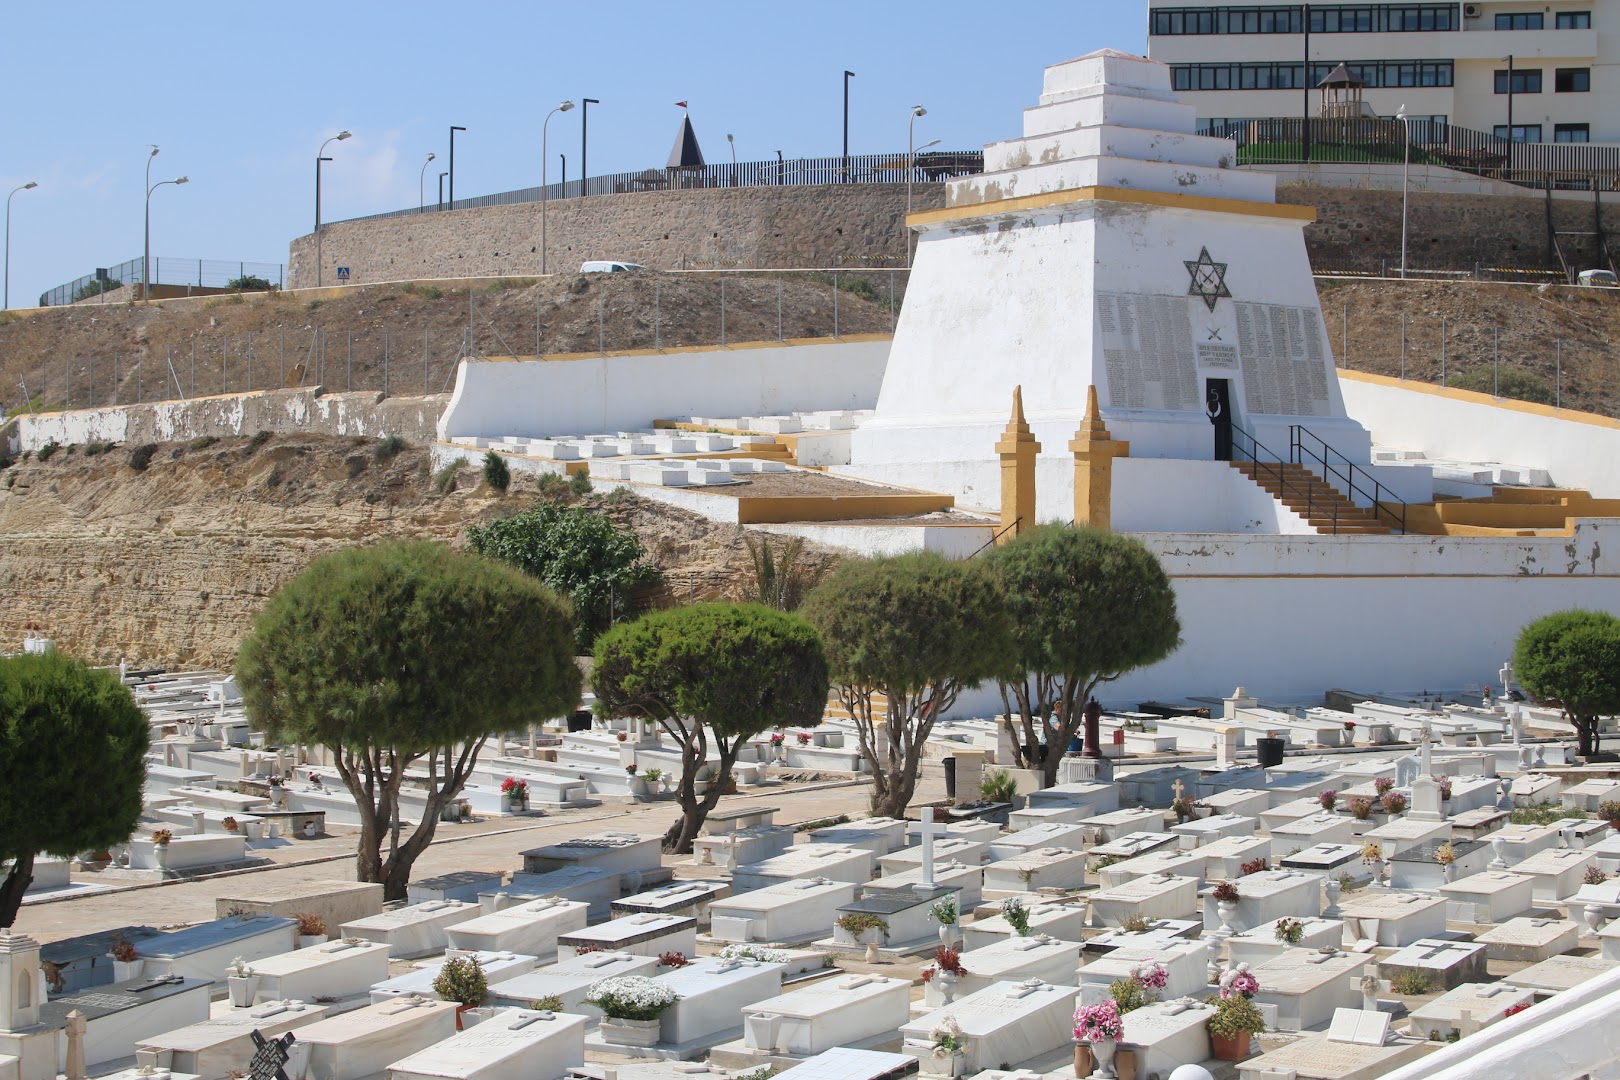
[
  {"xmin": 541, "ymin": 100, "xmax": 574, "ymax": 274},
  {"xmin": 726, "ymin": 134, "xmax": 737, "ymax": 186},
  {"xmin": 315, "ymin": 130, "xmax": 351, "ymax": 289},
  {"xmin": 5, "ymin": 181, "xmax": 37, "ymax": 310},
  {"xmin": 142, "ymin": 146, "xmax": 159, "ymax": 299},
  {"xmin": 144, "ymin": 176, "xmax": 188, "ymax": 303},
  {"xmin": 438, "ymin": 172, "xmax": 448, "ymax": 211},
  {"xmin": 906, "ymin": 105, "xmax": 928, "ymax": 266},
  {"xmin": 579, "ymin": 99, "xmax": 600, "ymax": 198},
  {"xmin": 774, "ymin": 149, "xmax": 784, "ymax": 185},
  {"xmin": 1396, "ymin": 104, "xmax": 1411, "ymax": 279},
  {"xmin": 418, "ymin": 152, "xmax": 436, "ymax": 213},
  {"xmin": 842, "ymin": 70, "xmax": 856, "ymax": 182},
  {"xmin": 448, "ymin": 126, "xmax": 466, "ymax": 208}
]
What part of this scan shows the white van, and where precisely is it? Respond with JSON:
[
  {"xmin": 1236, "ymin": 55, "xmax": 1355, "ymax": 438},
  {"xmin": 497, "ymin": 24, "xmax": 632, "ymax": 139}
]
[
  {"xmin": 1577, "ymin": 269, "xmax": 1617, "ymax": 288},
  {"xmin": 580, "ymin": 260, "xmax": 646, "ymax": 273}
]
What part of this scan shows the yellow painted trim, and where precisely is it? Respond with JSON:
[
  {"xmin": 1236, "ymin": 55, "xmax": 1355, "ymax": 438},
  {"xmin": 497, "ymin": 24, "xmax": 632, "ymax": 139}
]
[
  {"xmin": 483, "ymin": 332, "xmax": 891, "ymax": 365},
  {"xmin": 908, "ymin": 185, "xmax": 1317, "ymax": 227},
  {"xmin": 1340, "ymin": 369, "xmax": 1620, "ymax": 431}
]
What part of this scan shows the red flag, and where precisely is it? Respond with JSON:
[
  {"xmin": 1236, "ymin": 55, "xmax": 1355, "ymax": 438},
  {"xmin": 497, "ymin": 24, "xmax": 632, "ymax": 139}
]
[{"xmin": 675, "ymin": 101, "xmax": 688, "ymax": 109}]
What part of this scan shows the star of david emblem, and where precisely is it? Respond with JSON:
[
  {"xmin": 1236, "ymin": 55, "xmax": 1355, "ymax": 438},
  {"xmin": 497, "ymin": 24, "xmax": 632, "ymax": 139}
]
[{"xmin": 1185, "ymin": 247, "xmax": 1232, "ymax": 312}]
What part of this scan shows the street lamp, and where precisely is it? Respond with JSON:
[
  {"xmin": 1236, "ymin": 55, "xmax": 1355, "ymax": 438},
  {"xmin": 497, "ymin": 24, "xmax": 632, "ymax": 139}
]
[
  {"xmin": 144, "ymin": 176, "xmax": 188, "ymax": 303},
  {"xmin": 438, "ymin": 171, "xmax": 448, "ymax": 211},
  {"xmin": 580, "ymin": 99, "xmax": 600, "ymax": 198},
  {"xmin": 448, "ymin": 126, "xmax": 466, "ymax": 208},
  {"xmin": 1396, "ymin": 104, "xmax": 1411, "ymax": 280},
  {"xmin": 726, "ymin": 134, "xmax": 737, "ymax": 186},
  {"xmin": 316, "ymin": 130, "xmax": 351, "ymax": 289},
  {"xmin": 774, "ymin": 149, "xmax": 784, "ymax": 185},
  {"xmin": 418, "ymin": 152, "xmax": 436, "ymax": 213},
  {"xmin": 5, "ymin": 181, "xmax": 37, "ymax": 310},
  {"xmin": 906, "ymin": 105, "xmax": 929, "ymax": 265},
  {"xmin": 142, "ymin": 146, "xmax": 158, "ymax": 299},
  {"xmin": 842, "ymin": 70, "xmax": 856, "ymax": 182},
  {"xmin": 541, "ymin": 100, "xmax": 575, "ymax": 274}
]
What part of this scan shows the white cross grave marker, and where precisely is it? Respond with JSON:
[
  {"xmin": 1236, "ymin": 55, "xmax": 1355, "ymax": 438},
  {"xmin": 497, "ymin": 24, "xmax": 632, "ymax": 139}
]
[{"xmin": 918, "ymin": 806, "xmax": 943, "ymax": 889}]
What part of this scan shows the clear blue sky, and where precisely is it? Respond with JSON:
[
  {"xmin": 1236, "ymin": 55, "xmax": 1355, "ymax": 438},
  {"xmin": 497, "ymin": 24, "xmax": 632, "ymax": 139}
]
[{"xmin": 0, "ymin": 2, "xmax": 1149, "ymax": 307}]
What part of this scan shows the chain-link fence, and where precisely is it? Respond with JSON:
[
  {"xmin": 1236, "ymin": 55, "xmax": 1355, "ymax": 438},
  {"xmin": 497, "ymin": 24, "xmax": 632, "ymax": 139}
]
[
  {"xmin": 39, "ymin": 258, "xmax": 286, "ymax": 308},
  {"xmin": 11, "ymin": 269, "xmax": 912, "ymax": 414}
]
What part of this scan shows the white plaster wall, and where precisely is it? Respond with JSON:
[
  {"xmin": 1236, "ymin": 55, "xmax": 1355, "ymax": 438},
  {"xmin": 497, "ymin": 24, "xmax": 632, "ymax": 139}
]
[
  {"xmin": 750, "ymin": 523, "xmax": 993, "ymax": 559},
  {"xmin": 437, "ymin": 341, "xmax": 888, "ymax": 442},
  {"xmin": 1341, "ymin": 374, "xmax": 1620, "ymax": 498}
]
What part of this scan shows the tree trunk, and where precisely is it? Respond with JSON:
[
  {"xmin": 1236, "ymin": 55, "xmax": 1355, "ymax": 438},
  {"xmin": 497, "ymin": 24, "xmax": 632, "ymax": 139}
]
[
  {"xmin": 662, "ymin": 722, "xmax": 710, "ymax": 855},
  {"xmin": 1578, "ymin": 716, "xmax": 1597, "ymax": 758},
  {"xmin": 0, "ymin": 851, "xmax": 34, "ymax": 928}
]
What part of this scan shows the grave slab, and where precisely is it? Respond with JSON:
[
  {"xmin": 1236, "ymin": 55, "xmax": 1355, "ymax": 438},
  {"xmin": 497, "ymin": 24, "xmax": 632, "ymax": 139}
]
[
  {"xmin": 1476, "ymin": 917, "xmax": 1580, "ymax": 963},
  {"xmin": 987, "ymin": 822, "xmax": 1089, "ymax": 861},
  {"xmin": 1378, "ymin": 937, "xmax": 1487, "ymax": 990},
  {"xmin": 1335, "ymin": 892, "xmax": 1449, "ymax": 947},
  {"xmin": 611, "ymin": 881, "xmax": 731, "ymax": 930},
  {"xmin": 865, "ymin": 860, "xmax": 984, "ymax": 910},
  {"xmin": 806, "ymin": 818, "xmax": 908, "ymax": 856},
  {"xmin": 1436, "ymin": 871, "xmax": 1535, "ymax": 924},
  {"xmin": 708, "ymin": 878, "xmax": 857, "ymax": 945},
  {"xmin": 285, "ymin": 996, "xmax": 457, "ymax": 1080},
  {"xmin": 1502, "ymin": 952, "xmax": 1613, "ymax": 996},
  {"xmin": 827, "ymin": 887, "xmax": 957, "ymax": 954},
  {"xmin": 588, "ymin": 957, "xmax": 784, "ymax": 1060},
  {"xmin": 482, "ymin": 868, "xmax": 620, "ymax": 923},
  {"xmin": 1251, "ymin": 948, "xmax": 1376, "ymax": 1032},
  {"xmin": 731, "ymin": 846, "xmax": 876, "ymax": 893},
  {"xmin": 519, "ymin": 833, "xmax": 661, "ymax": 879},
  {"xmin": 1406, "ymin": 981, "xmax": 1538, "ymax": 1042},
  {"xmin": 900, "ymin": 979, "xmax": 1077, "ymax": 1075},
  {"xmin": 1094, "ymin": 848, "xmax": 1208, "ymax": 890},
  {"xmin": 40, "ymin": 976, "xmax": 213, "ymax": 1073},
  {"xmin": 1171, "ymin": 813, "xmax": 1258, "ymax": 849},
  {"xmin": 962, "ymin": 901, "xmax": 1087, "ymax": 951},
  {"xmin": 981, "ymin": 848, "xmax": 1086, "ymax": 892},
  {"xmin": 133, "ymin": 916, "xmax": 298, "ymax": 991},
  {"xmin": 1198, "ymin": 835, "xmax": 1275, "ymax": 882},
  {"xmin": 134, "ymin": 1000, "xmax": 330, "ymax": 1080},
  {"xmin": 1512, "ymin": 847, "xmax": 1596, "ymax": 901},
  {"xmin": 369, "ymin": 950, "xmax": 536, "ymax": 1004},
  {"xmin": 735, "ymin": 973, "xmax": 911, "ymax": 1057},
  {"xmin": 1022, "ymin": 783, "xmax": 1120, "ymax": 818},
  {"xmin": 1074, "ymin": 808, "xmax": 1164, "ymax": 846},
  {"xmin": 1076, "ymin": 938, "xmax": 1209, "ymax": 1004},
  {"xmin": 385, "ymin": 1006, "xmax": 585, "ymax": 1080},
  {"xmin": 1236, "ymin": 1031, "xmax": 1428, "ymax": 1079},
  {"xmin": 483, "ymin": 950, "xmax": 660, "ymax": 1016},
  {"xmin": 1227, "ymin": 917, "xmax": 1347, "ymax": 967},
  {"xmin": 557, "ymin": 913, "xmax": 696, "ymax": 961},
  {"xmin": 1202, "ymin": 870, "xmax": 1323, "ymax": 935},
  {"xmin": 339, "ymin": 900, "xmax": 480, "ymax": 960},
  {"xmin": 771, "ymin": 1046, "xmax": 920, "ymax": 1080},
  {"xmin": 444, "ymin": 898, "xmax": 589, "ymax": 964},
  {"xmin": 405, "ymin": 872, "xmax": 504, "ymax": 906},
  {"xmin": 1087, "ymin": 831, "xmax": 1179, "ymax": 863},
  {"xmin": 1090, "ymin": 874, "xmax": 1199, "ymax": 928},
  {"xmin": 946, "ymin": 934, "xmax": 1079, "ymax": 1001},
  {"xmin": 248, "ymin": 939, "xmax": 389, "ymax": 1006}
]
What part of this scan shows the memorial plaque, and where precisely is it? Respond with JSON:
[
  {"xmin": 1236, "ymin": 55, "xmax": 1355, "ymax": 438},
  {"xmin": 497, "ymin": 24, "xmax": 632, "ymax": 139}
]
[
  {"xmin": 247, "ymin": 1029, "xmax": 296, "ymax": 1080},
  {"xmin": 1234, "ymin": 301, "xmax": 1331, "ymax": 416},
  {"xmin": 1097, "ymin": 292, "xmax": 1201, "ymax": 412}
]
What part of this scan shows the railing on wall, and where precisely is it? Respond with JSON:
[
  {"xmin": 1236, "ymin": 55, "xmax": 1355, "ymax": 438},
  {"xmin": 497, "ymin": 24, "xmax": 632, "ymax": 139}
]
[
  {"xmin": 331, "ymin": 150, "xmax": 986, "ymax": 225},
  {"xmin": 40, "ymin": 259, "xmax": 286, "ymax": 308}
]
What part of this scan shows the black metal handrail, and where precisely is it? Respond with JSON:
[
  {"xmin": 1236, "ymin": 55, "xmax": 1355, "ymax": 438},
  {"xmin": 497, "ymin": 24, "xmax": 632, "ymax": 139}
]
[
  {"xmin": 1290, "ymin": 425, "xmax": 1408, "ymax": 534},
  {"xmin": 1231, "ymin": 422, "xmax": 1339, "ymax": 534}
]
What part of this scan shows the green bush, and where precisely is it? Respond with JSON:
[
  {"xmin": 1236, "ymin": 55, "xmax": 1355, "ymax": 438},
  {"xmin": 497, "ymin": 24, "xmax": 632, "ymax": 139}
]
[
  {"xmin": 568, "ymin": 469, "xmax": 594, "ymax": 496},
  {"xmin": 1449, "ymin": 367, "xmax": 1556, "ymax": 406},
  {"xmin": 402, "ymin": 282, "xmax": 443, "ymax": 301},
  {"xmin": 979, "ymin": 768, "xmax": 1018, "ymax": 804},
  {"xmin": 226, "ymin": 275, "xmax": 274, "ymax": 291},
  {"xmin": 247, "ymin": 430, "xmax": 273, "ymax": 452},
  {"xmin": 431, "ymin": 955, "xmax": 487, "ymax": 1007},
  {"xmin": 83, "ymin": 441, "xmax": 115, "ymax": 457},
  {"xmin": 434, "ymin": 457, "xmax": 466, "ymax": 494},
  {"xmin": 373, "ymin": 434, "xmax": 407, "ymax": 462},
  {"xmin": 35, "ymin": 441, "xmax": 60, "ymax": 462},
  {"xmin": 482, "ymin": 451, "xmax": 510, "ymax": 492},
  {"xmin": 187, "ymin": 436, "xmax": 219, "ymax": 451},
  {"xmin": 1391, "ymin": 970, "xmax": 1433, "ymax": 996},
  {"xmin": 129, "ymin": 444, "xmax": 158, "ymax": 471},
  {"xmin": 536, "ymin": 472, "xmax": 566, "ymax": 496}
]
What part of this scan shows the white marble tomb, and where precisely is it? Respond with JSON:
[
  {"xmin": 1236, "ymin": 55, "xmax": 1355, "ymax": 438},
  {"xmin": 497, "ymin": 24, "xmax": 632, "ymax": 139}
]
[{"xmin": 385, "ymin": 1007, "xmax": 585, "ymax": 1080}]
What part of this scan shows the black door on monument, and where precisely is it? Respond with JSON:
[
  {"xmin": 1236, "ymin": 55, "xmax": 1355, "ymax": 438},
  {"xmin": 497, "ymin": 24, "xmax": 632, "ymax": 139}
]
[{"xmin": 1206, "ymin": 378, "xmax": 1233, "ymax": 462}]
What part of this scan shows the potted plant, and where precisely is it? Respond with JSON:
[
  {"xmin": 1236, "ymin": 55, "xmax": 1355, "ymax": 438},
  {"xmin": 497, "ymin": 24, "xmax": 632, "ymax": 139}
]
[
  {"xmin": 642, "ymin": 767, "xmax": 665, "ymax": 793},
  {"xmin": 921, "ymin": 946, "xmax": 969, "ymax": 1004},
  {"xmin": 294, "ymin": 912, "xmax": 329, "ymax": 948},
  {"xmin": 1602, "ymin": 801, "xmax": 1620, "ymax": 831},
  {"xmin": 1438, "ymin": 777, "xmax": 1453, "ymax": 802},
  {"xmin": 109, "ymin": 935, "xmax": 141, "ymax": 982},
  {"xmin": 586, "ymin": 975, "xmax": 680, "ymax": 1047},
  {"xmin": 1374, "ymin": 776, "xmax": 1395, "ymax": 798},
  {"xmin": 769, "ymin": 732, "xmax": 786, "ymax": 761},
  {"xmin": 928, "ymin": 1016, "xmax": 968, "ymax": 1077},
  {"xmin": 1382, "ymin": 792, "xmax": 1408, "ymax": 815},
  {"xmin": 1317, "ymin": 789, "xmax": 1338, "ymax": 811},
  {"xmin": 226, "ymin": 956, "xmax": 259, "ymax": 1008},
  {"xmin": 1000, "ymin": 896, "xmax": 1032, "ymax": 937},
  {"xmin": 1348, "ymin": 796, "xmax": 1373, "ymax": 821},
  {"xmin": 930, "ymin": 896, "xmax": 960, "ymax": 947},
  {"xmin": 433, "ymin": 954, "xmax": 488, "ymax": 1029},
  {"xmin": 1206, "ymin": 990, "xmax": 1265, "ymax": 1061},
  {"xmin": 796, "ymin": 731, "xmax": 813, "ymax": 746},
  {"xmin": 835, "ymin": 913, "xmax": 890, "ymax": 961},
  {"xmin": 1239, "ymin": 857, "xmax": 1268, "ymax": 876},
  {"xmin": 1342, "ymin": 720, "xmax": 1356, "ymax": 745},
  {"xmin": 500, "ymin": 777, "xmax": 528, "ymax": 812},
  {"xmin": 1273, "ymin": 917, "xmax": 1305, "ymax": 945},
  {"xmin": 1171, "ymin": 795, "xmax": 1198, "ymax": 823},
  {"xmin": 1073, "ymin": 1000, "xmax": 1124, "ymax": 1078},
  {"xmin": 150, "ymin": 828, "xmax": 173, "ymax": 871},
  {"xmin": 1211, "ymin": 880, "xmax": 1240, "ymax": 934}
]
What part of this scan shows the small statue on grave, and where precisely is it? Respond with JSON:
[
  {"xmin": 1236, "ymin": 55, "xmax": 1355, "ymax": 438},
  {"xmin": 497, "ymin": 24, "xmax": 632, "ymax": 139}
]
[{"xmin": 1359, "ymin": 972, "xmax": 1380, "ymax": 1012}]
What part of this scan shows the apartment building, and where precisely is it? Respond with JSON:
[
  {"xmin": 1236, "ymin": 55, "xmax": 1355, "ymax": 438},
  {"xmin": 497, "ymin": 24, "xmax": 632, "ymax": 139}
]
[{"xmin": 1146, "ymin": 1, "xmax": 1616, "ymax": 143}]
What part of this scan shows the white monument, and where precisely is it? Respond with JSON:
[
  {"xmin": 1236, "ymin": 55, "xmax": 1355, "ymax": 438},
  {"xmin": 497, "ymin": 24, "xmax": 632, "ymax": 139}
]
[{"xmin": 0, "ymin": 930, "xmax": 54, "ymax": 1080}]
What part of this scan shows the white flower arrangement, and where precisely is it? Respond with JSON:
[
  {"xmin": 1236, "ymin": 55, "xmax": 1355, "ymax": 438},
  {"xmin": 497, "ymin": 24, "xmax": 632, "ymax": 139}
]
[
  {"xmin": 717, "ymin": 943, "xmax": 790, "ymax": 964},
  {"xmin": 585, "ymin": 975, "xmax": 681, "ymax": 1021}
]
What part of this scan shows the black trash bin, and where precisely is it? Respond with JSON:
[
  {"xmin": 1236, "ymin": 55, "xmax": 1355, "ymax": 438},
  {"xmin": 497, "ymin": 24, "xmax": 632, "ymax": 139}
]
[
  {"xmin": 567, "ymin": 709, "xmax": 593, "ymax": 733},
  {"xmin": 943, "ymin": 757, "xmax": 957, "ymax": 800},
  {"xmin": 1256, "ymin": 736, "xmax": 1285, "ymax": 768}
]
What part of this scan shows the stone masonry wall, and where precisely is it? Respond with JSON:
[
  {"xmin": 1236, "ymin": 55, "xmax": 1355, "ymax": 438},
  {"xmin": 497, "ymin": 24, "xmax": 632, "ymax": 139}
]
[
  {"xmin": 287, "ymin": 181, "xmax": 1606, "ymax": 289},
  {"xmin": 287, "ymin": 185, "xmax": 944, "ymax": 288}
]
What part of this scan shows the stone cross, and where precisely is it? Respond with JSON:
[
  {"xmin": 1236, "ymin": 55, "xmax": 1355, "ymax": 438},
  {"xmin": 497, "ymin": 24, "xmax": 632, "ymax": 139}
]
[
  {"xmin": 1418, "ymin": 719, "xmax": 1433, "ymax": 779},
  {"xmin": 64, "ymin": 1009, "xmax": 87, "ymax": 1080},
  {"xmin": 1172, "ymin": 778, "xmax": 1186, "ymax": 802},
  {"xmin": 918, "ymin": 806, "xmax": 942, "ymax": 889}
]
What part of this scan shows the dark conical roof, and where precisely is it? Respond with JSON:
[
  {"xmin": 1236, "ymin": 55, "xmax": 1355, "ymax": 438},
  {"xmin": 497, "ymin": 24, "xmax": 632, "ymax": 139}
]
[
  {"xmin": 1318, "ymin": 62, "xmax": 1364, "ymax": 88},
  {"xmin": 667, "ymin": 114, "xmax": 706, "ymax": 170}
]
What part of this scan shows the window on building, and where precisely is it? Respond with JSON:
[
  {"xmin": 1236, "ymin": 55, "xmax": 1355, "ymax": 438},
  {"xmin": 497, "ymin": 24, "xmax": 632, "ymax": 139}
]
[
  {"xmin": 1494, "ymin": 13, "xmax": 1544, "ymax": 30},
  {"xmin": 1555, "ymin": 12, "xmax": 1592, "ymax": 29},
  {"xmin": 1173, "ymin": 59, "xmax": 1453, "ymax": 92},
  {"xmin": 1151, "ymin": 4, "xmax": 1456, "ymax": 35},
  {"xmin": 1555, "ymin": 124, "xmax": 1591, "ymax": 143},
  {"xmin": 1494, "ymin": 124, "xmax": 1545, "ymax": 143},
  {"xmin": 1494, "ymin": 68, "xmax": 1543, "ymax": 94},
  {"xmin": 1555, "ymin": 68, "xmax": 1591, "ymax": 93}
]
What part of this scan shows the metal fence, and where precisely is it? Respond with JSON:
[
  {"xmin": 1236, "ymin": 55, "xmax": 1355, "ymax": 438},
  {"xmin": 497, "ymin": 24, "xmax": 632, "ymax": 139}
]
[
  {"xmin": 12, "ymin": 269, "xmax": 912, "ymax": 415},
  {"xmin": 336, "ymin": 150, "xmax": 985, "ymax": 224},
  {"xmin": 1201, "ymin": 116, "xmax": 1620, "ymax": 189},
  {"xmin": 40, "ymin": 259, "xmax": 287, "ymax": 308}
]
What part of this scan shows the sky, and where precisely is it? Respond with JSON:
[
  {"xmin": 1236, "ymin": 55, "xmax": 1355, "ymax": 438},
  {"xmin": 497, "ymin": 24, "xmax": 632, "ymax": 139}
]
[{"xmin": 0, "ymin": 1, "xmax": 1150, "ymax": 308}]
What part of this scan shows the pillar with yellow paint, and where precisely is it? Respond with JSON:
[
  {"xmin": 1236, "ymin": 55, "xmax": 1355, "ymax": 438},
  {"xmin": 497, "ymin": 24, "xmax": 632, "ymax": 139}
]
[
  {"xmin": 994, "ymin": 386, "xmax": 1041, "ymax": 544},
  {"xmin": 1069, "ymin": 384, "xmax": 1129, "ymax": 530}
]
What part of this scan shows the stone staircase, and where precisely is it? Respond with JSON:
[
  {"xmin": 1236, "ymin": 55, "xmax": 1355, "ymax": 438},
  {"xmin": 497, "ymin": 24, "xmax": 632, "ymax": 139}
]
[{"xmin": 1231, "ymin": 461, "xmax": 1393, "ymax": 535}]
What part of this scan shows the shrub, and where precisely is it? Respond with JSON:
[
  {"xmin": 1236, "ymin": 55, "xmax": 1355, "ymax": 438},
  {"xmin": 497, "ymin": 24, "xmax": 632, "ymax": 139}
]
[
  {"xmin": 1212, "ymin": 880, "xmax": 1241, "ymax": 902},
  {"xmin": 1171, "ymin": 795, "xmax": 1198, "ymax": 820},
  {"xmin": 187, "ymin": 435, "xmax": 219, "ymax": 452},
  {"xmin": 1348, "ymin": 796, "xmax": 1374, "ymax": 820},
  {"xmin": 568, "ymin": 469, "xmax": 593, "ymax": 496},
  {"xmin": 1109, "ymin": 975, "xmax": 1152, "ymax": 1014},
  {"xmin": 402, "ymin": 282, "xmax": 443, "ymax": 300},
  {"xmin": 433, "ymin": 954, "xmax": 488, "ymax": 1006},
  {"xmin": 373, "ymin": 434, "xmax": 406, "ymax": 462},
  {"xmin": 528, "ymin": 994, "xmax": 564, "ymax": 1012},
  {"xmin": 585, "ymin": 975, "xmax": 680, "ymax": 1021},
  {"xmin": 1391, "ymin": 970, "xmax": 1433, "ymax": 996},
  {"xmin": 482, "ymin": 451, "xmax": 510, "ymax": 492},
  {"xmin": 227, "ymin": 275, "xmax": 274, "ymax": 291},
  {"xmin": 109, "ymin": 936, "xmax": 139, "ymax": 963},
  {"xmin": 1206, "ymin": 992, "xmax": 1265, "ymax": 1038},
  {"xmin": 1599, "ymin": 801, "xmax": 1620, "ymax": 823},
  {"xmin": 536, "ymin": 472, "xmax": 566, "ymax": 496},
  {"xmin": 1240, "ymin": 857, "xmax": 1268, "ymax": 876},
  {"xmin": 247, "ymin": 430, "xmax": 273, "ymax": 452},
  {"xmin": 293, "ymin": 912, "xmax": 328, "ymax": 937},
  {"xmin": 1119, "ymin": 914, "xmax": 1153, "ymax": 933},
  {"xmin": 129, "ymin": 444, "xmax": 158, "ymax": 471},
  {"xmin": 1450, "ymin": 366, "xmax": 1555, "ymax": 406},
  {"xmin": 836, "ymin": 913, "xmax": 889, "ymax": 940},
  {"xmin": 1585, "ymin": 865, "xmax": 1608, "ymax": 885},
  {"xmin": 980, "ymin": 769, "xmax": 1018, "ymax": 804},
  {"xmin": 1382, "ymin": 792, "xmax": 1408, "ymax": 814},
  {"xmin": 434, "ymin": 457, "xmax": 467, "ymax": 494},
  {"xmin": 1512, "ymin": 802, "xmax": 1581, "ymax": 826},
  {"xmin": 1000, "ymin": 897, "xmax": 1031, "ymax": 936},
  {"xmin": 36, "ymin": 441, "xmax": 60, "ymax": 462},
  {"xmin": 83, "ymin": 441, "xmax": 114, "ymax": 457}
]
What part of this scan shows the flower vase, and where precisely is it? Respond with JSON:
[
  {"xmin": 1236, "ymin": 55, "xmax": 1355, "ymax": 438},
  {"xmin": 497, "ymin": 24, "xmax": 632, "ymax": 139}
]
[
  {"xmin": 227, "ymin": 974, "xmax": 259, "ymax": 1008},
  {"xmin": 938, "ymin": 923, "xmax": 957, "ymax": 949},
  {"xmin": 1211, "ymin": 1030, "xmax": 1251, "ymax": 1061},
  {"xmin": 1089, "ymin": 1038, "xmax": 1118, "ymax": 1079},
  {"xmin": 1585, "ymin": 903, "xmax": 1607, "ymax": 933},
  {"xmin": 599, "ymin": 1016, "xmax": 662, "ymax": 1047},
  {"xmin": 936, "ymin": 971, "xmax": 959, "ymax": 1005},
  {"xmin": 1216, "ymin": 900, "xmax": 1237, "ymax": 934},
  {"xmin": 1442, "ymin": 862, "xmax": 1457, "ymax": 883},
  {"xmin": 153, "ymin": 844, "xmax": 169, "ymax": 872},
  {"xmin": 864, "ymin": 940, "xmax": 881, "ymax": 963}
]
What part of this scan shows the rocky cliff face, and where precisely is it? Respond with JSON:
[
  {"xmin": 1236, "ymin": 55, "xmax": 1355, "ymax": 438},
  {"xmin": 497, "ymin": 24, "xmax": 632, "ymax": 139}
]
[{"xmin": 0, "ymin": 433, "xmax": 767, "ymax": 668}]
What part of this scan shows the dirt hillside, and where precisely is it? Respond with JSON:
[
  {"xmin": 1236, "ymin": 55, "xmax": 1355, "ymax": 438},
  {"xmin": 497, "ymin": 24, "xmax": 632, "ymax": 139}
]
[{"xmin": 0, "ymin": 433, "xmax": 819, "ymax": 668}]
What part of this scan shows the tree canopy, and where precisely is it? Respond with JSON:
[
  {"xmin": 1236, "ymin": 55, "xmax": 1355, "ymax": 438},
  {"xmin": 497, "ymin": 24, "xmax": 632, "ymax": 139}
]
[
  {"xmin": 0, "ymin": 652, "xmax": 149, "ymax": 926},
  {"xmin": 801, "ymin": 551, "xmax": 1012, "ymax": 817},
  {"xmin": 466, "ymin": 503, "xmax": 661, "ymax": 652},
  {"xmin": 1514, "ymin": 609, "xmax": 1620, "ymax": 757},
  {"xmin": 986, "ymin": 525, "xmax": 1181, "ymax": 785},
  {"xmin": 593, "ymin": 603, "xmax": 827, "ymax": 852},
  {"xmin": 237, "ymin": 540, "xmax": 580, "ymax": 898}
]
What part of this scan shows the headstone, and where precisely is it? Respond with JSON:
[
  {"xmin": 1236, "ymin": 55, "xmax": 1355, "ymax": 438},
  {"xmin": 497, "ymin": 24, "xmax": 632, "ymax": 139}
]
[{"xmin": 63, "ymin": 1010, "xmax": 87, "ymax": 1080}]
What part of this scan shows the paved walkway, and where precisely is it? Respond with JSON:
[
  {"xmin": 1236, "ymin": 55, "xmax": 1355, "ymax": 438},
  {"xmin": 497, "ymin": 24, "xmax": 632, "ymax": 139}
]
[{"xmin": 17, "ymin": 773, "xmax": 945, "ymax": 943}]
